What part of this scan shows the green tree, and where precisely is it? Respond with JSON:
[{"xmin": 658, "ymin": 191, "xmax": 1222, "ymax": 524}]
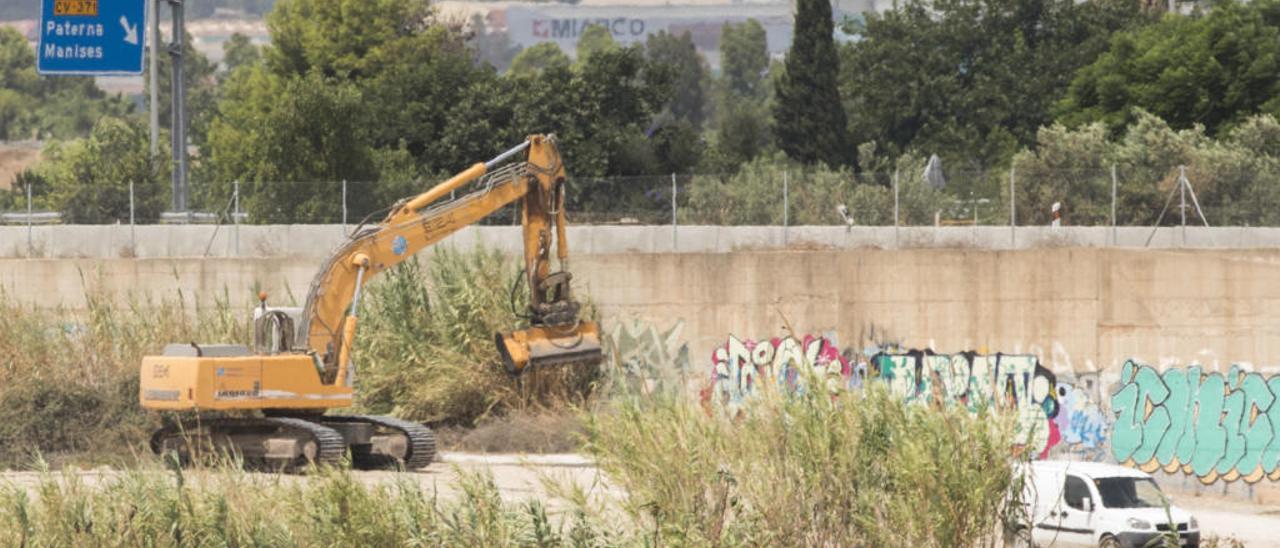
[
  {"xmin": 721, "ymin": 19, "xmax": 769, "ymax": 98},
  {"xmin": 204, "ymin": 68, "xmax": 380, "ymax": 223},
  {"xmin": 508, "ymin": 43, "xmax": 571, "ymax": 76},
  {"xmin": 267, "ymin": 0, "xmax": 435, "ymax": 78},
  {"xmin": 222, "ymin": 33, "xmax": 262, "ymax": 75},
  {"xmin": 576, "ymin": 25, "xmax": 617, "ymax": 62},
  {"xmin": 38, "ymin": 118, "xmax": 169, "ymax": 223},
  {"xmin": 646, "ymin": 31, "xmax": 707, "ymax": 128},
  {"xmin": 704, "ymin": 99, "xmax": 773, "ymax": 172},
  {"xmin": 775, "ymin": 0, "xmax": 852, "ymax": 167},
  {"xmin": 264, "ymin": 0, "xmax": 500, "ymax": 173},
  {"xmin": 1057, "ymin": 0, "xmax": 1280, "ymax": 136},
  {"xmin": 705, "ymin": 19, "xmax": 775, "ymax": 173},
  {"xmin": 0, "ymin": 27, "xmax": 38, "ymax": 140},
  {"xmin": 506, "ymin": 45, "xmax": 673, "ymax": 210},
  {"xmin": 0, "ymin": 27, "xmax": 133, "ymax": 140},
  {"xmin": 842, "ymin": 0, "xmax": 1149, "ymax": 172}
]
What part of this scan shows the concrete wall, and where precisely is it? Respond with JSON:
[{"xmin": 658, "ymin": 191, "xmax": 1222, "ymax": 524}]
[
  {"xmin": 10, "ymin": 247, "xmax": 1280, "ymax": 489},
  {"xmin": 7, "ymin": 248, "xmax": 1280, "ymax": 377},
  {"xmin": 5, "ymin": 224, "xmax": 1280, "ymax": 258}
]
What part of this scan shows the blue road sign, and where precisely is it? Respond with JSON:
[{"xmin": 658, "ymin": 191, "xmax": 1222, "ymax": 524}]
[{"xmin": 37, "ymin": 0, "xmax": 147, "ymax": 75}]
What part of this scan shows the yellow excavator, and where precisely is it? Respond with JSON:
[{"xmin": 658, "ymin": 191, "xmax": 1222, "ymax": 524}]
[{"xmin": 139, "ymin": 135, "xmax": 602, "ymax": 470}]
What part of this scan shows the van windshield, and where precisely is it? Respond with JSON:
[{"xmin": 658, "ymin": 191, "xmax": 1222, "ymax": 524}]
[{"xmin": 1094, "ymin": 477, "xmax": 1167, "ymax": 509}]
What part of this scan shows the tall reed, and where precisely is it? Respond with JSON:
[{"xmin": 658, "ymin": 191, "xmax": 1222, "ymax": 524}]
[
  {"xmin": 353, "ymin": 247, "xmax": 602, "ymax": 426},
  {"xmin": 0, "ymin": 275, "xmax": 245, "ymax": 467},
  {"xmin": 586, "ymin": 377, "xmax": 1025, "ymax": 547}
]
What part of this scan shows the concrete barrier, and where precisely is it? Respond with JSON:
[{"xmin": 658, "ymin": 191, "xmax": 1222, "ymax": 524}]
[
  {"xmin": 1, "ymin": 224, "xmax": 1279, "ymax": 258},
  {"xmin": 6, "ymin": 247, "xmax": 1280, "ymax": 378}
]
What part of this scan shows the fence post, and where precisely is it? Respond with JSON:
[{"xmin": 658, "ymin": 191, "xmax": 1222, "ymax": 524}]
[
  {"xmin": 1110, "ymin": 165, "xmax": 1118, "ymax": 246},
  {"xmin": 1179, "ymin": 165, "xmax": 1187, "ymax": 247},
  {"xmin": 26, "ymin": 181, "xmax": 32, "ymax": 257},
  {"xmin": 341, "ymin": 179, "xmax": 348, "ymax": 233},
  {"xmin": 670, "ymin": 173, "xmax": 677, "ymax": 251},
  {"xmin": 783, "ymin": 169, "xmax": 789, "ymax": 246},
  {"xmin": 893, "ymin": 169, "xmax": 900, "ymax": 248},
  {"xmin": 129, "ymin": 181, "xmax": 136, "ymax": 253},
  {"xmin": 1009, "ymin": 166, "xmax": 1016, "ymax": 248},
  {"xmin": 233, "ymin": 180, "xmax": 241, "ymax": 257}
]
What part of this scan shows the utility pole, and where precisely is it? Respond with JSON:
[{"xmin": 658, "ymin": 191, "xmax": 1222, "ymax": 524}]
[{"xmin": 168, "ymin": 0, "xmax": 187, "ymax": 214}]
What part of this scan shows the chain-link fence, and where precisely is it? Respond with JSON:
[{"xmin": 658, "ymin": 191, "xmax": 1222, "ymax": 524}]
[{"xmin": 0, "ymin": 164, "xmax": 1263, "ymax": 230}]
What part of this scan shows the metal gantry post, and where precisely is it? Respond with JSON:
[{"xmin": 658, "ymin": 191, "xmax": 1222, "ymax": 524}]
[
  {"xmin": 341, "ymin": 179, "xmax": 348, "ymax": 232},
  {"xmin": 168, "ymin": 0, "xmax": 187, "ymax": 213},
  {"xmin": 148, "ymin": 0, "xmax": 159, "ymax": 157}
]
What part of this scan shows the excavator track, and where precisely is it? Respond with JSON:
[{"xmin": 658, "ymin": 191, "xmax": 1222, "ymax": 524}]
[
  {"xmin": 321, "ymin": 415, "xmax": 436, "ymax": 471},
  {"xmin": 150, "ymin": 416, "xmax": 346, "ymax": 472}
]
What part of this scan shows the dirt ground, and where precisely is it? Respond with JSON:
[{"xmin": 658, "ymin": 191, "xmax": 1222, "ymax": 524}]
[
  {"xmin": 0, "ymin": 142, "xmax": 41, "ymax": 189},
  {"xmin": 1163, "ymin": 488, "xmax": 1280, "ymax": 547},
  {"xmin": 4, "ymin": 453, "xmax": 1277, "ymax": 546}
]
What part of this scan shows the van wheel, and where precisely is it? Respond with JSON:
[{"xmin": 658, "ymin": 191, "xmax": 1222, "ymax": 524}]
[{"xmin": 1098, "ymin": 535, "xmax": 1122, "ymax": 548}]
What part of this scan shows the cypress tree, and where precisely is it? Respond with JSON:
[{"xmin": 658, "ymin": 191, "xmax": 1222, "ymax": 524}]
[{"xmin": 774, "ymin": 0, "xmax": 852, "ymax": 168}]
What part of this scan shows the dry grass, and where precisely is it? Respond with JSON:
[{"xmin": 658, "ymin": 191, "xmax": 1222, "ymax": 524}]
[{"xmin": 0, "ymin": 278, "xmax": 246, "ymax": 468}]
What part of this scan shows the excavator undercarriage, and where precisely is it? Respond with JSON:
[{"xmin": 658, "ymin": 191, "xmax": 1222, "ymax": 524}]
[{"xmin": 151, "ymin": 414, "xmax": 436, "ymax": 472}]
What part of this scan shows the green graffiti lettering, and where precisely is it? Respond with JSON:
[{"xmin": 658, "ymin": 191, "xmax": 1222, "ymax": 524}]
[
  {"xmin": 1154, "ymin": 367, "xmax": 1190, "ymax": 467},
  {"xmin": 1110, "ymin": 360, "xmax": 1143, "ymax": 463},
  {"xmin": 1115, "ymin": 361, "xmax": 1280, "ymax": 484},
  {"xmin": 1234, "ymin": 371, "xmax": 1274, "ymax": 478}
]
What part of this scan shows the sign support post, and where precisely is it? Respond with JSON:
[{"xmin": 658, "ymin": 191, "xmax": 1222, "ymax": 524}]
[
  {"xmin": 168, "ymin": 0, "xmax": 187, "ymax": 214},
  {"xmin": 149, "ymin": 0, "xmax": 159, "ymax": 157}
]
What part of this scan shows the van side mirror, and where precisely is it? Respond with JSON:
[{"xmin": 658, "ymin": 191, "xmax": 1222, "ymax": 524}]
[{"xmin": 1082, "ymin": 498, "xmax": 1093, "ymax": 513}]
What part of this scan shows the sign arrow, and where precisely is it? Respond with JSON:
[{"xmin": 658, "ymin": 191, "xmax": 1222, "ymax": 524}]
[{"xmin": 120, "ymin": 16, "xmax": 138, "ymax": 45}]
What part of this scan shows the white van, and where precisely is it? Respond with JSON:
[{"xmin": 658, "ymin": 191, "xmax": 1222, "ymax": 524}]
[{"xmin": 1012, "ymin": 461, "xmax": 1200, "ymax": 548}]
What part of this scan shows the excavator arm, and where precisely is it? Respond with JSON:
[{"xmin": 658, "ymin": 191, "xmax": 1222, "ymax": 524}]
[{"xmin": 294, "ymin": 134, "xmax": 599, "ymax": 385}]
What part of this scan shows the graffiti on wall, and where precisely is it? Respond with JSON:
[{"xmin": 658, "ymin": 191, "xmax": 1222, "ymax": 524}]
[
  {"xmin": 1053, "ymin": 377, "xmax": 1110, "ymax": 459},
  {"xmin": 703, "ymin": 336, "xmax": 1080, "ymax": 458},
  {"xmin": 606, "ymin": 317, "xmax": 690, "ymax": 394},
  {"xmin": 705, "ymin": 334, "xmax": 859, "ymax": 417},
  {"xmin": 692, "ymin": 330, "xmax": 1280, "ymax": 484},
  {"xmin": 1111, "ymin": 359, "xmax": 1280, "ymax": 484},
  {"xmin": 869, "ymin": 351, "xmax": 1061, "ymax": 458}
]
